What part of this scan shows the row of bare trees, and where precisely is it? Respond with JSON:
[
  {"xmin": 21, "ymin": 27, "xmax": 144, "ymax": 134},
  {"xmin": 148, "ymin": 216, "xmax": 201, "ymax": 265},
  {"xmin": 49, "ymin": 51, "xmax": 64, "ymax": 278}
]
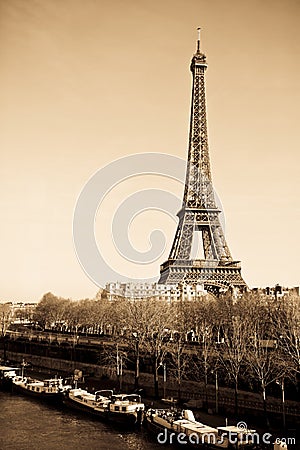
[{"xmin": 3, "ymin": 291, "xmax": 300, "ymax": 414}]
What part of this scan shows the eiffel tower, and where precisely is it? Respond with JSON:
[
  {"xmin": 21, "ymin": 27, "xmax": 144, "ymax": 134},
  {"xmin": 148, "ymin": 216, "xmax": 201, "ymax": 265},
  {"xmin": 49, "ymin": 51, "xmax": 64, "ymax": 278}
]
[{"xmin": 159, "ymin": 29, "xmax": 247, "ymax": 294}]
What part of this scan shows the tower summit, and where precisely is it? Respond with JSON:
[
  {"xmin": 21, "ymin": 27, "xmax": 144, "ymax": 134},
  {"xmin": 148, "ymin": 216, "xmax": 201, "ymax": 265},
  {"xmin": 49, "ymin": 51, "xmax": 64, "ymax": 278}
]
[{"xmin": 159, "ymin": 30, "xmax": 247, "ymax": 294}]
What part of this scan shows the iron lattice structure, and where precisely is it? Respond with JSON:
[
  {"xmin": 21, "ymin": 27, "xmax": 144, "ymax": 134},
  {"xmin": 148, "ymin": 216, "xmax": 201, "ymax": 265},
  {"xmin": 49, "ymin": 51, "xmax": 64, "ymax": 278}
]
[{"xmin": 159, "ymin": 32, "xmax": 247, "ymax": 294}]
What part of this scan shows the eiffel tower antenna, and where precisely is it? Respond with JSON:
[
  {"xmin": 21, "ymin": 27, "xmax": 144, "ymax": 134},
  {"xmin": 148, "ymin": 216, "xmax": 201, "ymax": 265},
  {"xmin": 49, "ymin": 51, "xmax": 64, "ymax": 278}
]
[
  {"xmin": 197, "ymin": 27, "xmax": 201, "ymax": 52},
  {"xmin": 159, "ymin": 29, "xmax": 247, "ymax": 295}
]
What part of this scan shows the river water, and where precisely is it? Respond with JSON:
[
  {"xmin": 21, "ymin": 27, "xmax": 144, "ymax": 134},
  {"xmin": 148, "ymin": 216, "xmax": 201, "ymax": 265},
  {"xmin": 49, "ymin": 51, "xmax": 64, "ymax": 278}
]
[{"xmin": 0, "ymin": 392, "xmax": 168, "ymax": 450}]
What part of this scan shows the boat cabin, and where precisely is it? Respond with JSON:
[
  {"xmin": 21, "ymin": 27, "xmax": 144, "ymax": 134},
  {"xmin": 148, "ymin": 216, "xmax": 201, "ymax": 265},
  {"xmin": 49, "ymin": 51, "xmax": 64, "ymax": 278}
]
[
  {"xmin": 109, "ymin": 394, "xmax": 144, "ymax": 413},
  {"xmin": 0, "ymin": 366, "xmax": 19, "ymax": 379}
]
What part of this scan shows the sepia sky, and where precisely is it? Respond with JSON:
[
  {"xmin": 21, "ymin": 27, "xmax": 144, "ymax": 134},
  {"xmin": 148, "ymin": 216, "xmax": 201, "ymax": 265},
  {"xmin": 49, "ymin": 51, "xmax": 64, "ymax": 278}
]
[{"xmin": 0, "ymin": 0, "xmax": 299, "ymax": 302}]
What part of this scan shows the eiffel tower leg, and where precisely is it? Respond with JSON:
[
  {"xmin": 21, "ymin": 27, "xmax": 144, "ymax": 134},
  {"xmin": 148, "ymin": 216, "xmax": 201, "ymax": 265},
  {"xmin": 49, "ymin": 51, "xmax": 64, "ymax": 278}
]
[
  {"xmin": 169, "ymin": 216, "xmax": 184, "ymax": 259},
  {"xmin": 202, "ymin": 228, "xmax": 217, "ymax": 260},
  {"xmin": 171, "ymin": 221, "xmax": 194, "ymax": 260},
  {"xmin": 211, "ymin": 223, "xmax": 232, "ymax": 261}
]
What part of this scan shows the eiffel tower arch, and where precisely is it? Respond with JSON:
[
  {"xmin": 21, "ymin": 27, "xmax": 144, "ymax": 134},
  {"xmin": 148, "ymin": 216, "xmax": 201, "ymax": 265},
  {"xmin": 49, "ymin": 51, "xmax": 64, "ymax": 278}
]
[{"xmin": 159, "ymin": 30, "xmax": 247, "ymax": 294}]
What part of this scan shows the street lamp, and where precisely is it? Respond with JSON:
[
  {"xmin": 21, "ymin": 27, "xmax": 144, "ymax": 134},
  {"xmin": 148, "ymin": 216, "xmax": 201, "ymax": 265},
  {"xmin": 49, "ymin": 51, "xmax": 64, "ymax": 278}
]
[
  {"xmin": 116, "ymin": 344, "xmax": 123, "ymax": 392},
  {"xmin": 132, "ymin": 332, "xmax": 139, "ymax": 390},
  {"xmin": 211, "ymin": 369, "xmax": 219, "ymax": 414},
  {"xmin": 282, "ymin": 378, "xmax": 286, "ymax": 432},
  {"xmin": 163, "ymin": 362, "xmax": 167, "ymax": 399},
  {"xmin": 156, "ymin": 362, "xmax": 167, "ymax": 398},
  {"xmin": 72, "ymin": 333, "xmax": 79, "ymax": 370},
  {"xmin": 276, "ymin": 377, "xmax": 286, "ymax": 432},
  {"xmin": 215, "ymin": 370, "xmax": 219, "ymax": 414},
  {"xmin": 158, "ymin": 361, "xmax": 167, "ymax": 399}
]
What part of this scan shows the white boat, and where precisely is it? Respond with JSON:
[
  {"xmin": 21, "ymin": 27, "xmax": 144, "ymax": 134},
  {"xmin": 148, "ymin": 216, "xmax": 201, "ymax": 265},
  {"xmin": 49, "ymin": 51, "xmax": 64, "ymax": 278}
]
[
  {"xmin": 145, "ymin": 408, "xmax": 256, "ymax": 448},
  {"xmin": 107, "ymin": 393, "xmax": 145, "ymax": 425},
  {"xmin": 64, "ymin": 389, "xmax": 145, "ymax": 425},
  {"xmin": 12, "ymin": 376, "xmax": 71, "ymax": 402},
  {"xmin": 63, "ymin": 388, "xmax": 112, "ymax": 419}
]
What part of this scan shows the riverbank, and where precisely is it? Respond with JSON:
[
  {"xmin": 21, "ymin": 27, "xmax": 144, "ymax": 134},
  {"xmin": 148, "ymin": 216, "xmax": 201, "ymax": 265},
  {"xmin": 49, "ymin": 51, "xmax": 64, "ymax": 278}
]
[{"xmin": 2, "ymin": 349, "xmax": 299, "ymax": 444}]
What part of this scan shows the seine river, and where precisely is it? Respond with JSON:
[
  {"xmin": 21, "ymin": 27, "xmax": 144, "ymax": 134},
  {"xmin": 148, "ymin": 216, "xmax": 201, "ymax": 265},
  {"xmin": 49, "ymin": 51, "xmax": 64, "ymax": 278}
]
[{"xmin": 0, "ymin": 392, "xmax": 168, "ymax": 450}]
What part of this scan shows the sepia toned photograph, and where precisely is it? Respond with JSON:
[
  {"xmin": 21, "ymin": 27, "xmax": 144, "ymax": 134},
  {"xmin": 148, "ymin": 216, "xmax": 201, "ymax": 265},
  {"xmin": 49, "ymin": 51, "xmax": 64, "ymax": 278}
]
[{"xmin": 0, "ymin": 1, "xmax": 299, "ymax": 449}]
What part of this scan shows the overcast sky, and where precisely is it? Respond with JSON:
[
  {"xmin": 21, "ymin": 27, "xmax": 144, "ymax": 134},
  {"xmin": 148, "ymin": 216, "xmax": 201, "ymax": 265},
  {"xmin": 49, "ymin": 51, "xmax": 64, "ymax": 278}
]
[{"xmin": 1, "ymin": 0, "xmax": 299, "ymax": 302}]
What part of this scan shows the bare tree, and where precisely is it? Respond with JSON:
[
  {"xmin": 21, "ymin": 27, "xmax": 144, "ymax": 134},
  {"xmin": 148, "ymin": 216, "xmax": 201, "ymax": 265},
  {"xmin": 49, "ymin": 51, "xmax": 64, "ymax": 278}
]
[
  {"xmin": 34, "ymin": 292, "xmax": 70, "ymax": 330},
  {"xmin": 215, "ymin": 294, "xmax": 251, "ymax": 415},
  {"xmin": 167, "ymin": 302, "xmax": 192, "ymax": 400},
  {"xmin": 246, "ymin": 312, "xmax": 287, "ymax": 427},
  {"xmin": 85, "ymin": 298, "xmax": 111, "ymax": 335},
  {"xmin": 113, "ymin": 297, "xmax": 158, "ymax": 390},
  {"xmin": 142, "ymin": 301, "xmax": 172, "ymax": 398},
  {"xmin": 192, "ymin": 304, "xmax": 217, "ymax": 410},
  {"xmin": 112, "ymin": 298, "xmax": 174, "ymax": 396},
  {"xmin": 101, "ymin": 342, "xmax": 128, "ymax": 391},
  {"xmin": 275, "ymin": 293, "xmax": 300, "ymax": 377},
  {"xmin": 0, "ymin": 303, "xmax": 12, "ymax": 361}
]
